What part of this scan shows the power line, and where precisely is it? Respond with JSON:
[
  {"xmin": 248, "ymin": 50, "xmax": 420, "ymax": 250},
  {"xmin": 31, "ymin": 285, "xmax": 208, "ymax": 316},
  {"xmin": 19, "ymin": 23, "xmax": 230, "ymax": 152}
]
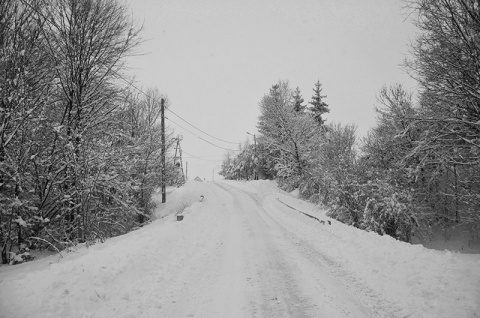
[
  {"xmin": 113, "ymin": 72, "xmax": 240, "ymax": 158},
  {"xmin": 183, "ymin": 150, "xmax": 223, "ymax": 162},
  {"xmin": 166, "ymin": 117, "xmax": 239, "ymax": 152},
  {"xmin": 187, "ymin": 161, "xmax": 221, "ymax": 166},
  {"xmin": 185, "ymin": 154, "xmax": 224, "ymax": 158},
  {"xmin": 165, "ymin": 108, "xmax": 239, "ymax": 145},
  {"xmin": 113, "ymin": 72, "xmax": 240, "ymax": 146}
]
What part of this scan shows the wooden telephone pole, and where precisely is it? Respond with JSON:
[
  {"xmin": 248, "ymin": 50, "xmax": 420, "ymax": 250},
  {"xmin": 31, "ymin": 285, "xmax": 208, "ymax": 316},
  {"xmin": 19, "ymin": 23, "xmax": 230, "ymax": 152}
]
[
  {"xmin": 161, "ymin": 98, "xmax": 166, "ymax": 203},
  {"xmin": 173, "ymin": 135, "xmax": 185, "ymax": 183}
]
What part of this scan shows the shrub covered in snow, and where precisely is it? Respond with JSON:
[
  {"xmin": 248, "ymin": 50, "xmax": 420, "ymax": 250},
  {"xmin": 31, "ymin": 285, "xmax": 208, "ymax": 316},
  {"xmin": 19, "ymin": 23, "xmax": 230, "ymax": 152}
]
[{"xmin": 9, "ymin": 244, "xmax": 35, "ymax": 265}]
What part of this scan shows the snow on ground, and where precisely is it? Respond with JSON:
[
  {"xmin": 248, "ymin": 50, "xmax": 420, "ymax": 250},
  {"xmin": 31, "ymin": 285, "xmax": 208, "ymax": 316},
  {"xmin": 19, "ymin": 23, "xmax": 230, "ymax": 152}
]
[
  {"xmin": 411, "ymin": 224, "xmax": 480, "ymax": 254},
  {"xmin": 0, "ymin": 180, "xmax": 479, "ymax": 318},
  {"xmin": 156, "ymin": 181, "xmax": 208, "ymax": 218},
  {"xmin": 231, "ymin": 180, "xmax": 480, "ymax": 317}
]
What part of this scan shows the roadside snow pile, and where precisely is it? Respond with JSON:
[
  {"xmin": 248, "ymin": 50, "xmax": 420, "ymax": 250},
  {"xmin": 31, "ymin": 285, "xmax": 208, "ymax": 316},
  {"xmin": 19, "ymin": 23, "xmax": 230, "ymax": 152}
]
[{"xmin": 153, "ymin": 181, "xmax": 208, "ymax": 218}]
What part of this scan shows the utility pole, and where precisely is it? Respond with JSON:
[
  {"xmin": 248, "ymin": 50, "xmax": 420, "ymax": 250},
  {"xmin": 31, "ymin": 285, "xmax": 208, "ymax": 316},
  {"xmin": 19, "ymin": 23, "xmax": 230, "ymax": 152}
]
[
  {"xmin": 173, "ymin": 135, "xmax": 185, "ymax": 183},
  {"xmin": 253, "ymin": 134, "xmax": 258, "ymax": 180},
  {"xmin": 179, "ymin": 141, "xmax": 185, "ymax": 183},
  {"xmin": 185, "ymin": 161, "xmax": 188, "ymax": 180},
  {"xmin": 161, "ymin": 98, "xmax": 166, "ymax": 203},
  {"xmin": 247, "ymin": 132, "xmax": 258, "ymax": 180}
]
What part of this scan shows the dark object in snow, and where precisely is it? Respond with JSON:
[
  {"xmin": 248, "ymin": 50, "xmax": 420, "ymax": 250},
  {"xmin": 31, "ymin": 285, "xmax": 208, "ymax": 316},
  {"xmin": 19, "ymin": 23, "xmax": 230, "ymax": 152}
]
[
  {"xmin": 177, "ymin": 215, "xmax": 184, "ymax": 221},
  {"xmin": 200, "ymin": 195, "xmax": 204, "ymax": 202},
  {"xmin": 328, "ymin": 220, "xmax": 331, "ymax": 225},
  {"xmin": 276, "ymin": 198, "xmax": 324, "ymax": 224},
  {"xmin": 320, "ymin": 220, "xmax": 325, "ymax": 225}
]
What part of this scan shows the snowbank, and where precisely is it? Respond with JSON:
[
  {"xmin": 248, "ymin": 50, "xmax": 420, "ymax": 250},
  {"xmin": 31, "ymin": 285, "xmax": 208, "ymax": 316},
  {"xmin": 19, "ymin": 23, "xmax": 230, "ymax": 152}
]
[{"xmin": 152, "ymin": 181, "xmax": 208, "ymax": 218}]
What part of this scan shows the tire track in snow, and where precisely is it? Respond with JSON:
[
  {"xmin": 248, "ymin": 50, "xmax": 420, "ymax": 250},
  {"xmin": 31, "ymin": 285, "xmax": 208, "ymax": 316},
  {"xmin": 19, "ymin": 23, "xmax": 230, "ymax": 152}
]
[
  {"xmin": 265, "ymin": 197, "xmax": 411, "ymax": 318},
  {"xmin": 214, "ymin": 182, "xmax": 314, "ymax": 317},
  {"xmin": 217, "ymin": 182, "xmax": 408, "ymax": 318},
  {"xmin": 215, "ymin": 183, "xmax": 374, "ymax": 317}
]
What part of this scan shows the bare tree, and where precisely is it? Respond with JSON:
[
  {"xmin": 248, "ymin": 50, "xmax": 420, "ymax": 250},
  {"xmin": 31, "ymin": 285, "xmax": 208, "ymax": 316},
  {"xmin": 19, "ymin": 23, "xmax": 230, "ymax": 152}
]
[
  {"xmin": 405, "ymin": 0, "xmax": 480, "ymax": 232},
  {"xmin": 28, "ymin": 0, "xmax": 141, "ymax": 244},
  {"xmin": 0, "ymin": 0, "xmax": 56, "ymax": 264}
]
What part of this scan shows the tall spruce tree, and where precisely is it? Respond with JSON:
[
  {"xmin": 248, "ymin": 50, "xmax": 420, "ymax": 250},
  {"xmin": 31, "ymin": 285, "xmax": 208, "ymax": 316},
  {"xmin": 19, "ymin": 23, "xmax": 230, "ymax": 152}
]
[
  {"xmin": 292, "ymin": 87, "xmax": 306, "ymax": 113},
  {"xmin": 309, "ymin": 80, "xmax": 329, "ymax": 125}
]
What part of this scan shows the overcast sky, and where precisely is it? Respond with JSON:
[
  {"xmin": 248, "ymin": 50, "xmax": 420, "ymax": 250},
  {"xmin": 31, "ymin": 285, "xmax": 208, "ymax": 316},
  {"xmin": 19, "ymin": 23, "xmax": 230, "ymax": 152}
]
[{"xmin": 125, "ymin": 0, "xmax": 418, "ymax": 181}]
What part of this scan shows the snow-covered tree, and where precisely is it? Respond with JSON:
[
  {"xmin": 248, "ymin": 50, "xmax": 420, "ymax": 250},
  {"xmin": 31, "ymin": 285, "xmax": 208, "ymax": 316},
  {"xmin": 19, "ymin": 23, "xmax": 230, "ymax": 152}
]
[
  {"xmin": 0, "ymin": 0, "xmax": 57, "ymax": 264},
  {"xmin": 362, "ymin": 84, "xmax": 417, "ymax": 176},
  {"xmin": 292, "ymin": 86, "xmax": 306, "ymax": 113},
  {"xmin": 309, "ymin": 80, "xmax": 329, "ymax": 125},
  {"xmin": 257, "ymin": 81, "xmax": 318, "ymax": 188},
  {"xmin": 0, "ymin": 0, "xmax": 181, "ymax": 264},
  {"xmin": 34, "ymin": 0, "xmax": 141, "ymax": 244},
  {"xmin": 309, "ymin": 123, "xmax": 359, "ymax": 221},
  {"xmin": 219, "ymin": 143, "xmax": 256, "ymax": 180},
  {"xmin": 405, "ymin": 0, "xmax": 480, "ymax": 231},
  {"xmin": 358, "ymin": 84, "xmax": 419, "ymax": 240}
]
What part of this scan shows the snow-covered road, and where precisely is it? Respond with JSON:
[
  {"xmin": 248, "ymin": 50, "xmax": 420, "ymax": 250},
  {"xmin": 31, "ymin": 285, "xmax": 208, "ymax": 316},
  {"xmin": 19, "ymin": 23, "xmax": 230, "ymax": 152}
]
[
  {"xmin": 167, "ymin": 182, "xmax": 376, "ymax": 318},
  {"xmin": 205, "ymin": 182, "xmax": 386, "ymax": 317},
  {"xmin": 1, "ymin": 180, "xmax": 479, "ymax": 318}
]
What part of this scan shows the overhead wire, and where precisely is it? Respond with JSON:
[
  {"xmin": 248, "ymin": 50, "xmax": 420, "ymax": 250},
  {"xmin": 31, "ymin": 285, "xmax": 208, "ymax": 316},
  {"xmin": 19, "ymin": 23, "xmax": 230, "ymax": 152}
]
[
  {"xmin": 184, "ymin": 154, "xmax": 225, "ymax": 158},
  {"xmin": 183, "ymin": 150, "xmax": 223, "ymax": 162},
  {"xmin": 166, "ymin": 117, "xmax": 239, "ymax": 152},
  {"xmin": 165, "ymin": 108, "xmax": 239, "ymax": 145},
  {"xmin": 113, "ymin": 71, "xmax": 241, "ymax": 147}
]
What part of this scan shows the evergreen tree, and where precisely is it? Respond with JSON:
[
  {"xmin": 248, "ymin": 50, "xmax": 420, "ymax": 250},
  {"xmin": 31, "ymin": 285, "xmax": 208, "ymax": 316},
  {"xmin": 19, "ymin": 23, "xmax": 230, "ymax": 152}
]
[
  {"xmin": 292, "ymin": 87, "xmax": 306, "ymax": 113},
  {"xmin": 309, "ymin": 80, "xmax": 329, "ymax": 125}
]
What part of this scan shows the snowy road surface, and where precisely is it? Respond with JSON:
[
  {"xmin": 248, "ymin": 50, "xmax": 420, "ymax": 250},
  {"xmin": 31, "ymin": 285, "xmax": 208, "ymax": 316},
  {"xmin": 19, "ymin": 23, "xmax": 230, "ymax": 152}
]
[{"xmin": 1, "ymin": 180, "xmax": 479, "ymax": 318}]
